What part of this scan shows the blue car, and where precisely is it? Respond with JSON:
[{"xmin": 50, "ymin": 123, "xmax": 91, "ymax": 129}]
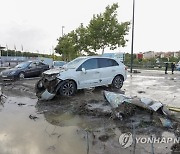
[{"xmin": 0, "ymin": 61, "xmax": 49, "ymax": 80}]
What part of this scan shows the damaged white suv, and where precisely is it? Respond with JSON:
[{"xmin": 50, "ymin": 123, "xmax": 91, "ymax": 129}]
[{"xmin": 35, "ymin": 56, "xmax": 127, "ymax": 100}]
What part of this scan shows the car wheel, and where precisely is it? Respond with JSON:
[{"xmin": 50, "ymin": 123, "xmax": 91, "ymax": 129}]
[
  {"xmin": 112, "ymin": 75, "xmax": 124, "ymax": 89},
  {"xmin": 35, "ymin": 79, "xmax": 46, "ymax": 97},
  {"xmin": 35, "ymin": 79, "xmax": 45, "ymax": 91},
  {"xmin": 19, "ymin": 72, "xmax": 25, "ymax": 79},
  {"xmin": 59, "ymin": 80, "xmax": 76, "ymax": 96}
]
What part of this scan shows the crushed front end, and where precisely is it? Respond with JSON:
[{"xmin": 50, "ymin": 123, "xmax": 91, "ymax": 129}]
[{"xmin": 35, "ymin": 73, "xmax": 61, "ymax": 100}]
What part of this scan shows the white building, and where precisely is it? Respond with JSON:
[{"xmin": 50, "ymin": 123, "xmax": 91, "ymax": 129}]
[{"xmin": 143, "ymin": 51, "xmax": 155, "ymax": 59}]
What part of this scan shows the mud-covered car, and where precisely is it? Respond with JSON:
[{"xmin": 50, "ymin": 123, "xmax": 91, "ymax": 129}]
[{"xmin": 35, "ymin": 56, "xmax": 127, "ymax": 100}]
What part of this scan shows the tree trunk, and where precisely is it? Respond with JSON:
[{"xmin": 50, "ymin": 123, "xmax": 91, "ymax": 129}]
[{"xmin": 102, "ymin": 47, "xmax": 105, "ymax": 55}]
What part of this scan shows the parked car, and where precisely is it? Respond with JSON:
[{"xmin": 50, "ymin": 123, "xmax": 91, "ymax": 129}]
[
  {"xmin": 35, "ymin": 56, "xmax": 127, "ymax": 100},
  {"xmin": 52, "ymin": 61, "xmax": 66, "ymax": 68},
  {"xmin": 0, "ymin": 61, "xmax": 49, "ymax": 80},
  {"xmin": 176, "ymin": 63, "xmax": 180, "ymax": 71}
]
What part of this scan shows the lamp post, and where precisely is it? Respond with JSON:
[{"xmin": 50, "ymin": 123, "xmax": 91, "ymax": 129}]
[
  {"xmin": 130, "ymin": 0, "xmax": 135, "ymax": 73},
  {"xmin": 62, "ymin": 26, "xmax": 65, "ymax": 37}
]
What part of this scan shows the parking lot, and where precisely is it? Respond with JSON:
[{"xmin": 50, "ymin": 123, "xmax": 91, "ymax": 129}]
[{"xmin": 0, "ymin": 69, "xmax": 180, "ymax": 154}]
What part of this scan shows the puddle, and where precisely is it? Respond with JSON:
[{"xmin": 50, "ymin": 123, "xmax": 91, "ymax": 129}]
[{"xmin": 0, "ymin": 96, "xmax": 89, "ymax": 154}]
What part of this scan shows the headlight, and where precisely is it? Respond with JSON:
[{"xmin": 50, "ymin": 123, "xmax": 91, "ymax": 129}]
[
  {"xmin": 9, "ymin": 71, "xmax": 16, "ymax": 75},
  {"xmin": 0, "ymin": 72, "xmax": 2, "ymax": 76}
]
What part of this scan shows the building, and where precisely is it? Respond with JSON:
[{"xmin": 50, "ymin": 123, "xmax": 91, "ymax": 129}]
[{"xmin": 143, "ymin": 51, "xmax": 155, "ymax": 59}]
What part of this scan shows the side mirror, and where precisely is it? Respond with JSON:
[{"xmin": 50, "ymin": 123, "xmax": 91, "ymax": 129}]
[
  {"xmin": 28, "ymin": 66, "xmax": 32, "ymax": 69},
  {"xmin": 82, "ymin": 68, "xmax": 86, "ymax": 74}
]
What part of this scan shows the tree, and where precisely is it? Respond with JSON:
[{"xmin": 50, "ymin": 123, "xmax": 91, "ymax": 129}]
[
  {"xmin": 75, "ymin": 23, "xmax": 91, "ymax": 54},
  {"xmin": 55, "ymin": 31, "xmax": 78, "ymax": 61},
  {"xmin": 55, "ymin": 3, "xmax": 130, "ymax": 59},
  {"xmin": 88, "ymin": 3, "xmax": 130, "ymax": 54}
]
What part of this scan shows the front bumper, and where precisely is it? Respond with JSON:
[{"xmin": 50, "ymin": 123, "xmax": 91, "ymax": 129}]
[
  {"xmin": 1, "ymin": 74, "xmax": 17, "ymax": 80},
  {"xmin": 35, "ymin": 75, "xmax": 61, "ymax": 100}
]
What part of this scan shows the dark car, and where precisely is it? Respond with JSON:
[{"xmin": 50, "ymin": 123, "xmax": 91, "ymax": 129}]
[{"xmin": 0, "ymin": 61, "xmax": 49, "ymax": 80}]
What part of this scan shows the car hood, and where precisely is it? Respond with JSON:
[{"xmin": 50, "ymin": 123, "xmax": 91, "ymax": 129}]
[
  {"xmin": 43, "ymin": 67, "xmax": 67, "ymax": 75},
  {"xmin": 2, "ymin": 68, "xmax": 19, "ymax": 73}
]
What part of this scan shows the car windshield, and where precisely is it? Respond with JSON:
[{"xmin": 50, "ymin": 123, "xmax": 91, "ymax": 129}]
[
  {"xmin": 54, "ymin": 61, "xmax": 66, "ymax": 66},
  {"xmin": 15, "ymin": 62, "xmax": 30, "ymax": 68},
  {"xmin": 65, "ymin": 57, "xmax": 86, "ymax": 69}
]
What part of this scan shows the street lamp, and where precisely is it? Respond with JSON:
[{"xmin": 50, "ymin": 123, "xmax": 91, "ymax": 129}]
[
  {"xmin": 62, "ymin": 26, "xmax": 65, "ymax": 37},
  {"xmin": 130, "ymin": 0, "xmax": 135, "ymax": 73}
]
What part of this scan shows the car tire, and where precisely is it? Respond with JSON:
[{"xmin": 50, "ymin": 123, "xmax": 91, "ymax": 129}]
[
  {"xmin": 35, "ymin": 79, "xmax": 46, "ymax": 97},
  {"xmin": 112, "ymin": 75, "xmax": 124, "ymax": 89},
  {"xmin": 59, "ymin": 80, "xmax": 76, "ymax": 96},
  {"xmin": 35, "ymin": 79, "xmax": 45, "ymax": 91},
  {"xmin": 19, "ymin": 72, "xmax": 25, "ymax": 80}
]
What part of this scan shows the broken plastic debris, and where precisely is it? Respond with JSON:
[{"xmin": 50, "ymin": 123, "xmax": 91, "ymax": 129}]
[
  {"xmin": 40, "ymin": 90, "xmax": 55, "ymax": 101},
  {"xmin": 159, "ymin": 117, "xmax": 173, "ymax": 128},
  {"xmin": 103, "ymin": 91, "xmax": 172, "ymax": 116},
  {"xmin": 103, "ymin": 91, "xmax": 131, "ymax": 108}
]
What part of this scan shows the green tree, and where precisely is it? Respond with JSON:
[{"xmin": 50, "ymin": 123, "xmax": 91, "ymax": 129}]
[
  {"xmin": 75, "ymin": 23, "xmax": 91, "ymax": 54},
  {"xmin": 88, "ymin": 3, "xmax": 130, "ymax": 54},
  {"xmin": 55, "ymin": 31, "xmax": 78, "ymax": 61}
]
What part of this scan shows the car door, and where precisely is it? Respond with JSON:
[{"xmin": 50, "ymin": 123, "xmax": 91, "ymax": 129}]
[
  {"xmin": 26, "ymin": 62, "xmax": 39, "ymax": 77},
  {"xmin": 76, "ymin": 58, "xmax": 101, "ymax": 89},
  {"xmin": 36, "ymin": 62, "xmax": 47, "ymax": 75},
  {"xmin": 98, "ymin": 58, "xmax": 119, "ymax": 85}
]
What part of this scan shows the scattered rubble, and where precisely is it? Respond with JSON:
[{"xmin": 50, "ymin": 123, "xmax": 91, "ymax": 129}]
[
  {"xmin": 137, "ymin": 90, "xmax": 146, "ymax": 94},
  {"xmin": 29, "ymin": 114, "xmax": 39, "ymax": 120},
  {"xmin": 18, "ymin": 103, "xmax": 26, "ymax": 106}
]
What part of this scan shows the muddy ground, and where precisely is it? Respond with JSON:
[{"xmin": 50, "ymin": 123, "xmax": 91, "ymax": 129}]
[{"xmin": 0, "ymin": 69, "xmax": 180, "ymax": 154}]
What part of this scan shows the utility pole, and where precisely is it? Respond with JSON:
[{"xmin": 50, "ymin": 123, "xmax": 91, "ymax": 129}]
[{"xmin": 130, "ymin": 0, "xmax": 135, "ymax": 73}]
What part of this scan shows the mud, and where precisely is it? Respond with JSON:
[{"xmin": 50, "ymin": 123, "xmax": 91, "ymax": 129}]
[{"xmin": 0, "ymin": 70, "xmax": 180, "ymax": 154}]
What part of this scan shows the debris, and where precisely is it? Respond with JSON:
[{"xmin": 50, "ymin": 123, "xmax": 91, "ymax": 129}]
[
  {"xmin": 104, "ymin": 91, "xmax": 172, "ymax": 116},
  {"xmin": 159, "ymin": 117, "xmax": 173, "ymax": 128},
  {"xmin": 137, "ymin": 91, "xmax": 145, "ymax": 94},
  {"xmin": 167, "ymin": 106, "xmax": 180, "ymax": 113},
  {"xmin": 171, "ymin": 143, "xmax": 180, "ymax": 153},
  {"xmin": 39, "ymin": 90, "xmax": 56, "ymax": 101},
  {"xmin": 0, "ymin": 87, "xmax": 7, "ymax": 105},
  {"xmin": 29, "ymin": 114, "xmax": 38, "ymax": 120},
  {"xmin": 98, "ymin": 134, "xmax": 109, "ymax": 142},
  {"xmin": 18, "ymin": 103, "xmax": 26, "ymax": 106},
  {"xmin": 103, "ymin": 91, "xmax": 175, "ymax": 128}
]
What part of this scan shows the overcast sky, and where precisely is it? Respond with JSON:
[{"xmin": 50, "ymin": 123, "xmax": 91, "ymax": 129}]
[{"xmin": 0, "ymin": 0, "xmax": 180, "ymax": 54}]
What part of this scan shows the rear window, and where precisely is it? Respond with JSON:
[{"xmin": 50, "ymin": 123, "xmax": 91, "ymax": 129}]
[{"xmin": 98, "ymin": 58, "xmax": 119, "ymax": 68}]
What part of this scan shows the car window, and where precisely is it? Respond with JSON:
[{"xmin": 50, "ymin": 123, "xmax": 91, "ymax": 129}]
[
  {"xmin": 78, "ymin": 58, "xmax": 98, "ymax": 70},
  {"xmin": 15, "ymin": 62, "xmax": 30, "ymax": 68},
  {"xmin": 65, "ymin": 57, "xmax": 86, "ymax": 69},
  {"xmin": 38, "ymin": 62, "xmax": 45, "ymax": 66},
  {"xmin": 98, "ymin": 58, "xmax": 119, "ymax": 68},
  {"xmin": 30, "ymin": 62, "xmax": 37, "ymax": 68},
  {"xmin": 54, "ymin": 61, "xmax": 65, "ymax": 66}
]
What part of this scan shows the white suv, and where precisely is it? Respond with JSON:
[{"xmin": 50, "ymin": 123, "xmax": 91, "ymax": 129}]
[{"xmin": 35, "ymin": 56, "xmax": 127, "ymax": 100}]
